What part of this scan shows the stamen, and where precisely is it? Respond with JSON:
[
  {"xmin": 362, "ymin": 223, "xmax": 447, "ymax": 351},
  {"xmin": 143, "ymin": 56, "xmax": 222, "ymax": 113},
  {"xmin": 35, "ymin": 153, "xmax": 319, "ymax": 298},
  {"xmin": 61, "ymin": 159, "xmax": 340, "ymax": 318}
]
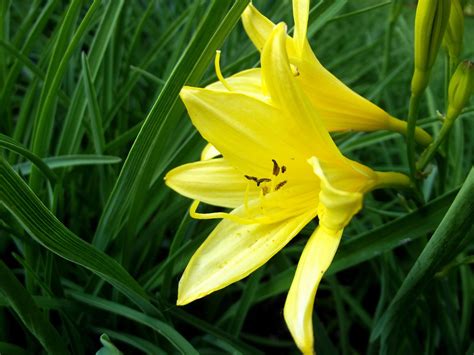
[
  {"xmin": 275, "ymin": 180, "xmax": 287, "ymax": 191},
  {"xmin": 245, "ymin": 175, "xmax": 258, "ymax": 183},
  {"xmin": 189, "ymin": 200, "xmax": 276, "ymax": 224},
  {"xmin": 290, "ymin": 64, "xmax": 300, "ymax": 77},
  {"xmin": 281, "ymin": 166, "xmax": 287, "ymax": 174},
  {"xmin": 272, "ymin": 159, "xmax": 280, "ymax": 176},
  {"xmin": 258, "ymin": 188, "xmax": 265, "ymax": 211},
  {"xmin": 214, "ymin": 50, "xmax": 233, "ymax": 91},
  {"xmin": 256, "ymin": 178, "xmax": 271, "ymax": 186}
]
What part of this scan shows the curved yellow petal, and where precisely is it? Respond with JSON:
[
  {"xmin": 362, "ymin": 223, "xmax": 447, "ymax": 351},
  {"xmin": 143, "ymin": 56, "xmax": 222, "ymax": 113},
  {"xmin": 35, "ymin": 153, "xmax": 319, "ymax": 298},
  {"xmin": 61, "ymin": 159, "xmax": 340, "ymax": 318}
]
[
  {"xmin": 241, "ymin": 3, "xmax": 275, "ymax": 51},
  {"xmin": 177, "ymin": 208, "xmax": 318, "ymax": 305},
  {"xmin": 292, "ymin": 0, "xmax": 310, "ymax": 56},
  {"xmin": 309, "ymin": 157, "xmax": 410, "ymax": 227},
  {"xmin": 241, "ymin": 3, "xmax": 432, "ymax": 145},
  {"xmin": 165, "ymin": 158, "xmax": 260, "ymax": 209},
  {"xmin": 180, "ymin": 85, "xmax": 316, "ymax": 178},
  {"xmin": 200, "ymin": 143, "xmax": 221, "ymax": 161},
  {"xmin": 206, "ymin": 68, "xmax": 265, "ymax": 99},
  {"xmin": 308, "ymin": 157, "xmax": 364, "ymax": 230},
  {"xmin": 261, "ymin": 23, "xmax": 342, "ymax": 162},
  {"xmin": 284, "ymin": 225, "xmax": 342, "ymax": 355}
]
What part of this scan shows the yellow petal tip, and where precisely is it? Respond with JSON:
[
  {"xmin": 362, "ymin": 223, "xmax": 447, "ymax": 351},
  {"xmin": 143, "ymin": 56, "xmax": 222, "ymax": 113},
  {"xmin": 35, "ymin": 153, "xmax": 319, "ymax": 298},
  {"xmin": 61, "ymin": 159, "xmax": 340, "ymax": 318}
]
[
  {"xmin": 176, "ymin": 297, "xmax": 189, "ymax": 306},
  {"xmin": 179, "ymin": 86, "xmax": 200, "ymax": 100}
]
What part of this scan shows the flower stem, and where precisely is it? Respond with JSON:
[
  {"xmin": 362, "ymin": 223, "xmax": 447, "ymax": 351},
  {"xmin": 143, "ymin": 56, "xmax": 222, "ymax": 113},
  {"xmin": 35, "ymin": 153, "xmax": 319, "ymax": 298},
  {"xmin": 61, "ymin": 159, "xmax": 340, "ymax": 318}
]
[
  {"xmin": 388, "ymin": 116, "xmax": 432, "ymax": 147},
  {"xmin": 374, "ymin": 171, "xmax": 413, "ymax": 190},
  {"xmin": 416, "ymin": 117, "xmax": 454, "ymax": 172},
  {"xmin": 406, "ymin": 93, "xmax": 422, "ymax": 182}
]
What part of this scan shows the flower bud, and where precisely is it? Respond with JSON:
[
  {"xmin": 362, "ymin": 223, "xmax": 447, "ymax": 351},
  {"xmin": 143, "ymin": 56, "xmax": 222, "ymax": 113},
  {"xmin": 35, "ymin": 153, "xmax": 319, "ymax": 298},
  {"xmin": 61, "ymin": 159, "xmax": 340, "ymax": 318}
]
[
  {"xmin": 447, "ymin": 60, "xmax": 474, "ymax": 120},
  {"xmin": 443, "ymin": 0, "xmax": 464, "ymax": 62},
  {"xmin": 411, "ymin": 0, "xmax": 451, "ymax": 95}
]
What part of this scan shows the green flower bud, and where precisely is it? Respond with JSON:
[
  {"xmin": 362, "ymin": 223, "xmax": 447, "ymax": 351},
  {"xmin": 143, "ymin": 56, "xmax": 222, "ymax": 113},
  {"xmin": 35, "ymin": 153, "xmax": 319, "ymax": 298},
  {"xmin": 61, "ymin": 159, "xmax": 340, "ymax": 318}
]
[
  {"xmin": 411, "ymin": 0, "xmax": 451, "ymax": 95},
  {"xmin": 443, "ymin": 0, "xmax": 464, "ymax": 62},
  {"xmin": 447, "ymin": 60, "xmax": 474, "ymax": 120}
]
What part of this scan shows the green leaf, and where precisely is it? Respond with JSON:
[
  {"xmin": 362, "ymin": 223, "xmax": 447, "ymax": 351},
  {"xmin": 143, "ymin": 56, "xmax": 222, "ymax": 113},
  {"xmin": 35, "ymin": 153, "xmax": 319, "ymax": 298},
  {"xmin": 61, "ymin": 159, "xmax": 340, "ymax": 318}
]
[
  {"xmin": 93, "ymin": 0, "xmax": 250, "ymax": 250},
  {"xmin": 56, "ymin": 0, "xmax": 125, "ymax": 156},
  {"xmin": 96, "ymin": 334, "xmax": 122, "ymax": 355},
  {"xmin": 329, "ymin": 188, "xmax": 460, "ymax": 274},
  {"xmin": 29, "ymin": 0, "xmax": 101, "ymax": 190},
  {"xmin": 81, "ymin": 52, "xmax": 106, "ymax": 155},
  {"xmin": 253, "ymin": 188, "xmax": 459, "ymax": 302},
  {"xmin": 169, "ymin": 306, "xmax": 263, "ymax": 355},
  {"xmin": 0, "ymin": 260, "xmax": 68, "ymax": 354},
  {"xmin": 13, "ymin": 155, "xmax": 121, "ymax": 175},
  {"xmin": 0, "ymin": 342, "xmax": 28, "ymax": 355},
  {"xmin": 92, "ymin": 328, "xmax": 166, "ymax": 355},
  {"xmin": 0, "ymin": 157, "xmax": 160, "ymax": 318},
  {"xmin": 0, "ymin": 133, "xmax": 57, "ymax": 183},
  {"xmin": 371, "ymin": 168, "xmax": 474, "ymax": 341},
  {"xmin": 69, "ymin": 291, "xmax": 198, "ymax": 355}
]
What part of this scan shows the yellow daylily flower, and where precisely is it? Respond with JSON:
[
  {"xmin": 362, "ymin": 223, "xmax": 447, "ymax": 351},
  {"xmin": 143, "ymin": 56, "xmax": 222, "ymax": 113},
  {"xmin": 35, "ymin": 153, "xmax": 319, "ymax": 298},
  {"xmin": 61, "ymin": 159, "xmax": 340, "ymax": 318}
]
[
  {"xmin": 166, "ymin": 23, "xmax": 411, "ymax": 354},
  {"xmin": 241, "ymin": 0, "xmax": 432, "ymax": 146}
]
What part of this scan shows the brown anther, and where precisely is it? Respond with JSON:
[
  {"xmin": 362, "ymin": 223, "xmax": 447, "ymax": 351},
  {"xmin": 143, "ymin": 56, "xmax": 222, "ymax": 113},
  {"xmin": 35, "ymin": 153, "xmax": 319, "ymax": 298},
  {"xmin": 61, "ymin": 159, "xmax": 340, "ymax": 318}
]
[
  {"xmin": 256, "ymin": 178, "xmax": 271, "ymax": 186},
  {"xmin": 244, "ymin": 175, "xmax": 258, "ymax": 183},
  {"xmin": 272, "ymin": 159, "xmax": 280, "ymax": 176},
  {"xmin": 281, "ymin": 166, "xmax": 287, "ymax": 174},
  {"xmin": 275, "ymin": 181, "xmax": 287, "ymax": 191}
]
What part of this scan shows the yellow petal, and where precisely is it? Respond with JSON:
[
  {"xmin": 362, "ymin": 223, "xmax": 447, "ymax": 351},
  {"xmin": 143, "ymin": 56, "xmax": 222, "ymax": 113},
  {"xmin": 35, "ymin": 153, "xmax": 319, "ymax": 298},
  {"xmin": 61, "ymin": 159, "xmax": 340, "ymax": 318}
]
[
  {"xmin": 165, "ymin": 158, "xmax": 260, "ymax": 209},
  {"xmin": 261, "ymin": 23, "xmax": 343, "ymax": 163},
  {"xmin": 190, "ymin": 179, "xmax": 320, "ymax": 224},
  {"xmin": 292, "ymin": 0, "xmax": 310, "ymax": 56},
  {"xmin": 308, "ymin": 157, "xmax": 364, "ymax": 231},
  {"xmin": 180, "ymin": 85, "xmax": 316, "ymax": 178},
  {"xmin": 200, "ymin": 143, "xmax": 221, "ymax": 160},
  {"xmin": 241, "ymin": 3, "xmax": 275, "ymax": 51},
  {"xmin": 206, "ymin": 68, "xmax": 265, "ymax": 99},
  {"xmin": 177, "ymin": 208, "xmax": 318, "ymax": 305},
  {"xmin": 284, "ymin": 225, "xmax": 342, "ymax": 355},
  {"xmin": 240, "ymin": 4, "xmax": 431, "ymax": 144}
]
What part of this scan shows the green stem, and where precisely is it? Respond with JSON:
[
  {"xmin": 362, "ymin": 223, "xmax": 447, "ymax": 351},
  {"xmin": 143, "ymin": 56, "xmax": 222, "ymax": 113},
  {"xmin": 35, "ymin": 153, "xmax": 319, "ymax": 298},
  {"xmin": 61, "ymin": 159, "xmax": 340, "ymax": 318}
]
[
  {"xmin": 417, "ymin": 118, "xmax": 454, "ymax": 171},
  {"xmin": 406, "ymin": 93, "xmax": 422, "ymax": 181}
]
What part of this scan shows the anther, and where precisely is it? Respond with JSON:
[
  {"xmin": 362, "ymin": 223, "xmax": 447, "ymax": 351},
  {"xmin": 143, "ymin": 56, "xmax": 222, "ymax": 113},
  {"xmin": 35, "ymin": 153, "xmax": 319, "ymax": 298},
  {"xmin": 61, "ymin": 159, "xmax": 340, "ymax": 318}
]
[
  {"xmin": 244, "ymin": 175, "xmax": 258, "ymax": 183},
  {"xmin": 290, "ymin": 64, "xmax": 300, "ymax": 77},
  {"xmin": 256, "ymin": 178, "xmax": 271, "ymax": 186},
  {"xmin": 275, "ymin": 181, "xmax": 287, "ymax": 191},
  {"xmin": 281, "ymin": 165, "xmax": 287, "ymax": 174},
  {"xmin": 272, "ymin": 159, "xmax": 280, "ymax": 176}
]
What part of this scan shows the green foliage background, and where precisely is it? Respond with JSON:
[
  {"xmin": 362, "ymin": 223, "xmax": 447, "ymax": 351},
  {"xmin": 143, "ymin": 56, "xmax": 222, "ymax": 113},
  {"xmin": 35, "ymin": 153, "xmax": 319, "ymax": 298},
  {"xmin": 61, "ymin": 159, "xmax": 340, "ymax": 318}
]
[{"xmin": 0, "ymin": 0, "xmax": 473, "ymax": 354}]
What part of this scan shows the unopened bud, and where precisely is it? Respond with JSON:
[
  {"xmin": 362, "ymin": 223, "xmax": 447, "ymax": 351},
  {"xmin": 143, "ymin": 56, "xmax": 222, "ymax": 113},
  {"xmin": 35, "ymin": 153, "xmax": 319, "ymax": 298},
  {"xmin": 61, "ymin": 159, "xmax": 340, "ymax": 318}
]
[
  {"xmin": 447, "ymin": 61, "xmax": 474, "ymax": 120},
  {"xmin": 411, "ymin": 0, "xmax": 451, "ymax": 95},
  {"xmin": 443, "ymin": 0, "xmax": 464, "ymax": 62}
]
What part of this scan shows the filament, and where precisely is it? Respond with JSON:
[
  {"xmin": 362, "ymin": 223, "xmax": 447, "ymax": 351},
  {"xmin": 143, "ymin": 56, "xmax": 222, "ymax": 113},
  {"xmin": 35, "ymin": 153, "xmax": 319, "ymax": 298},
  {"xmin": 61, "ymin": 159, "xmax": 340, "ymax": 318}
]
[
  {"xmin": 214, "ymin": 50, "xmax": 233, "ymax": 91},
  {"xmin": 189, "ymin": 200, "xmax": 277, "ymax": 225}
]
